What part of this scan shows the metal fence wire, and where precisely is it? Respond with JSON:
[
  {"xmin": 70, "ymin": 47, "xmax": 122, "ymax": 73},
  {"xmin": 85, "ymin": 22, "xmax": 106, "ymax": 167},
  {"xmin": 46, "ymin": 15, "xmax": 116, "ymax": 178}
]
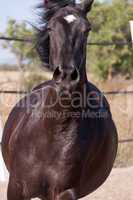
[{"xmin": 0, "ymin": 36, "xmax": 133, "ymax": 46}]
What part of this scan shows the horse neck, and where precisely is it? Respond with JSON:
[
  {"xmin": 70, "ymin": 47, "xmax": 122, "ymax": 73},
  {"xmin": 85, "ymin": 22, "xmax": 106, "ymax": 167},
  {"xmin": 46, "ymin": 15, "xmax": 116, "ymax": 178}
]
[{"xmin": 79, "ymin": 54, "xmax": 88, "ymax": 84}]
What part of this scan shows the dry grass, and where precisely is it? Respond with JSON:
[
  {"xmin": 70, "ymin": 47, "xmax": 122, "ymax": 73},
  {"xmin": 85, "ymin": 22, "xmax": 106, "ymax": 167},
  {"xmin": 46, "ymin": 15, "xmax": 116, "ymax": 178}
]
[{"xmin": 96, "ymin": 79, "xmax": 133, "ymax": 167}]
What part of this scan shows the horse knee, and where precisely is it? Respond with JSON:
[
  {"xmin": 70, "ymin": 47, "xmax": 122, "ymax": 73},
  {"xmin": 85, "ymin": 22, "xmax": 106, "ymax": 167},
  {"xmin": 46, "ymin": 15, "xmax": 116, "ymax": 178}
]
[{"xmin": 58, "ymin": 189, "xmax": 77, "ymax": 200}]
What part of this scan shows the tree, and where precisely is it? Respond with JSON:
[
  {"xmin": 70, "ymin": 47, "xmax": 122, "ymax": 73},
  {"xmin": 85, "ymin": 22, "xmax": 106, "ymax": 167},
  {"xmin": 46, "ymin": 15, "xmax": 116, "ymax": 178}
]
[
  {"xmin": 87, "ymin": 0, "xmax": 133, "ymax": 79},
  {"xmin": 1, "ymin": 19, "xmax": 37, "ymax": 69}
]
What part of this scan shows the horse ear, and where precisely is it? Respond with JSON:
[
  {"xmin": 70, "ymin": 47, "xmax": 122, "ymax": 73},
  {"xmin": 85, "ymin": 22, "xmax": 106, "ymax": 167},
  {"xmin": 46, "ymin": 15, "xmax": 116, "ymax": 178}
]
[
  {"xmin": 53, "ymin": 66, "xmax": 62, "ymax": 81},
  {"xmin": 80, "ymin": 0, "xmax": 94, "ymax": 14},
  {"xmin": 44, "ymin": 0, "xmax": 48, "ymax": 6}
]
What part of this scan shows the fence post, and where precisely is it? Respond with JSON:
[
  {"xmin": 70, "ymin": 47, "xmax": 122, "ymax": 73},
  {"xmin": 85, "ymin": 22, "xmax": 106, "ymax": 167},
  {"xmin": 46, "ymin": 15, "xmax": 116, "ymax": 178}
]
[{"xmin": 130, "ymin": 21, "xmax": 133, "ymax": 47}]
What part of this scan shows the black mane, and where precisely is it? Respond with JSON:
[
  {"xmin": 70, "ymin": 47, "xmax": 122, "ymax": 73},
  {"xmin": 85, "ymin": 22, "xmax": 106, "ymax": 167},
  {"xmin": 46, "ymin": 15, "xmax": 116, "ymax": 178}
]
[{"xmin": 36, "ymin": 0, "xmax": 75, "ymax": 70}]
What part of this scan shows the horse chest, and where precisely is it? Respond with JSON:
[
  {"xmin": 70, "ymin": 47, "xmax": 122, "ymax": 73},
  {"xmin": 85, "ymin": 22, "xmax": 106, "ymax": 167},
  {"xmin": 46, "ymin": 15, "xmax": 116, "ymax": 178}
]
[
  {"xmin": 48, "ymin": 132, "xmax": 79, "ymax": 163},
  {"xmin": 40, "ymin": 133, "xmax": 81, "ymax": 188}
]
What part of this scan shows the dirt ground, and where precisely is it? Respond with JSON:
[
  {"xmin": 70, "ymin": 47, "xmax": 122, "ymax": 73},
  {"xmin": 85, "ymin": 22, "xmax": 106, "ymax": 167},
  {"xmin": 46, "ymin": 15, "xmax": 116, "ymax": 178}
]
[{"xmin": 0, "ymin": 167, "xmax": 133, "ymax": 200}]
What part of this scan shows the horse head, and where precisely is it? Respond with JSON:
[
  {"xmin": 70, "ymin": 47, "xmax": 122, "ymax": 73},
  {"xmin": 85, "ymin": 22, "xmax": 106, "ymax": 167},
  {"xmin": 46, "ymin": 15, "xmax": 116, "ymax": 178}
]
[{"xmin": 36, "ymin": 0, "xmax": 94, "ymax": 80}]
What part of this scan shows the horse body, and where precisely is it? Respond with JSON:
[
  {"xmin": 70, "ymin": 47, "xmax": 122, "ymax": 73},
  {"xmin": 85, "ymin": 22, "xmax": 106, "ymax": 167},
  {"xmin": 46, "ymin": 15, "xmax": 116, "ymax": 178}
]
[
  {"xmin": 2, "ymin": 78, "xmax": 117, "ymax": 199},
  {"xmin": 2, "ymin": 1, "xmax": 118, "ymax": 200}
]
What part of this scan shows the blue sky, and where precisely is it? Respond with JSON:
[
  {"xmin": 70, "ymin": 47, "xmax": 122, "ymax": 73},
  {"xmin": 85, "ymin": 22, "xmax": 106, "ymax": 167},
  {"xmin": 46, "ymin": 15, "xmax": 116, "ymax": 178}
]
[{"xmin": 0, "ymin": 0, "xmax": 37, "ymax": 64}]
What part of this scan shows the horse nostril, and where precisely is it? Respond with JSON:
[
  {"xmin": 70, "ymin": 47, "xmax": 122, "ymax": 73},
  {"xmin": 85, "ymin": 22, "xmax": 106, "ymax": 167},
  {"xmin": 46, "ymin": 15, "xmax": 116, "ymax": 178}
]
[
  {"xmin": 53, "ymin": 66, "xmax": 63, "ymax": 82},
  {"xmin": 71, "ymin": 68, "xmax": 79, "ymax": 82}
]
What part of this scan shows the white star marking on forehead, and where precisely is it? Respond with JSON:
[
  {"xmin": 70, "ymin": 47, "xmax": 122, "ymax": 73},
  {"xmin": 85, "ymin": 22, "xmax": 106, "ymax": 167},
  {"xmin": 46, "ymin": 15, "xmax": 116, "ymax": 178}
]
[{"xmin": 64, "ymin": 15, "xmax": 77, "ymax": 23}]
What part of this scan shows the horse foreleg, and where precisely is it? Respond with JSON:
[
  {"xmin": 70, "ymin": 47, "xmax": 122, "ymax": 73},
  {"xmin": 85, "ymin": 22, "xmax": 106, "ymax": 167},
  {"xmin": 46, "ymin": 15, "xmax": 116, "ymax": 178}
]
[
  {"xmin": 57, "ymin": 189, "xmax": 77, "ymax": 200},
  {"xmin": 7, "ymin": 177, "xmax": 28, "ymax": 200}
]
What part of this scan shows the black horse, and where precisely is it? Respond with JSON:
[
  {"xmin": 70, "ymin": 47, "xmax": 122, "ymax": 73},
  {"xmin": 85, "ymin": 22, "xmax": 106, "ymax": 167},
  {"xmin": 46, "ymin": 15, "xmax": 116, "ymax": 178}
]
[{"xmin": 2, "ymin": 1, "xmax": 118, "ymax": 200}]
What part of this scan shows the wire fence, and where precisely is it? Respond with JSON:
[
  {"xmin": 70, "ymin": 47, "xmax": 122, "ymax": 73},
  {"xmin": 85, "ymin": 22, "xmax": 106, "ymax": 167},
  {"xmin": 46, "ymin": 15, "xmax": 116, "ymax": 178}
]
[
  {"xmin": 0, "ymin": 36, "xmax": 133, "ymax": 46},
  {"xmin": 1, "ymin": 90, "xmax": 133, "ymax": 95},
  {"xmin": 0, "ymin": 36, "xmax": 32, "ymax": 43}
]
